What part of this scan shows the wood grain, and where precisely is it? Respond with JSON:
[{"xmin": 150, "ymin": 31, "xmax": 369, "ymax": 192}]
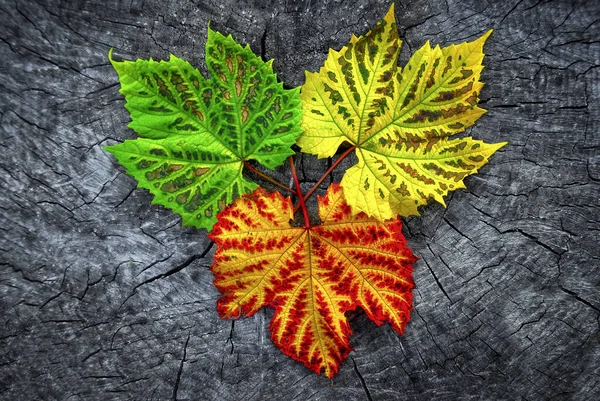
[{"xmin": 1, "ymin": 0, "xmax": 598, "ymax": 399}]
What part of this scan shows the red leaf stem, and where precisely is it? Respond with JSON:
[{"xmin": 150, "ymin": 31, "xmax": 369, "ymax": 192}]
[
  {"xmin": 288, "ymin": 156, "xmax": 310, "ymax": 228},
  {"xmin": 293, "ymin": 145, "xmax": 356, "ymax": 213},
  {"xmin": 243, "ymin": 161, "xmax": 295, "ymax": 194}
]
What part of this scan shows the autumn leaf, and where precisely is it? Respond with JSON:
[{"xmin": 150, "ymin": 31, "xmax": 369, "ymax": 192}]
[
  {"xmin": 298, "ymin": 4, "xmax": 506, "ymax": 219},
  {"xmin": 209, "ymin": 183, "xmax": 416, "ymax": 378},
  {"xmin": 105, "ymin": 27, "xmax": 302, "ymax": 231}
]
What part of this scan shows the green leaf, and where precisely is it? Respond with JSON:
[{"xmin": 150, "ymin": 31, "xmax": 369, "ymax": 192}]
[{"xmin": 105, "ymin": 27, "xmax": 302, "ymax": 231}]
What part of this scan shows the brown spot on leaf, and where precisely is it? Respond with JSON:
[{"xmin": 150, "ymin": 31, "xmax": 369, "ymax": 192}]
[
  {"xmin": 167, "ymin": 164, "xmax": 184, "ymax": 173},
  {"xmin": 323, "ymin": 83, "xmax": 344, "ymax": 105},
  {"xmin": 445, "ymin": 158, "xmax": 475, "ymax": 170},
  {"xmin": 150, "ymin": 148, "xmax": 167, "ymax": 157},
  {"xmin": 380, "ymin": 70, "xmax": 392, "ymax": 82},
  {"xmin": 433, "ymin": 81, "xmax": 473, "ymax": 103},
  {"xmin": 441, "ymin": 141, "xmax": 467, "ymax": 154},
  {"xmin": 272, "ymin": 97, "xmax": 281, "ymax": 114},
  {"xmin": 397, "ymin": 162, "xmax": 434, "ymax": 185},
  {"xmin": 136, "ymin": 160, "xmax": 156, "ymax": 169},
  {"xmin": 423, "ymin": 162, "xmax": 466, "ymax": 182},
  {"xmin": 425, "ymin": 58, "xmax": 440, "ymax": 89},
  {"xmin": 442, "ymin": 56, "xmax": 452, "ymax": 77},
  {"xmin": 466, "ymin": 93, "xmax": 478, "ymax": 106},
  {"xmin": 404, "ymin": 109, "xmax": 443, "ymax": 124},
  {"xmin": 160, "ymin": 181, "xmax": 176, "ymax": 192},
  {"xmin": 402, "ymin": 62, "xmax": 426, "ymax": 108},
  {"xmin": 441, "ymin": 104, "xmax": 469, "ymax": 119},
  {"xmin": 193, "ymin": 167, "xmax": 210, "ymax": 176},
  {"xmin": 176, "ymin": 191, "xmax": 190, "ymax": 204},
  {"xmin": 396, "ymin": 183, "xmax": 410, "ymax": 197},
  {"xmin": 383, "ymin": 44, "xmax": 397, "ymax": 65},
  {"xmin": 171, "ymin": 73, "xmax": 183, "ymax": 84},
  {"xmin": 241, "ymin": 106, "xmax": 249, "ymax": 123},
  {"xmin": 423, "ymin": 130, "xmax": 443, "ymax": 152},
  {"xmin": 235, "ymin": 79, "xmax": 242, "ymax": 97}
]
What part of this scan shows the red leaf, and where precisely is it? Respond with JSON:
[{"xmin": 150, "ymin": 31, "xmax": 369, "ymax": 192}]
[{"xmin": 209, "ymin": 183, "xmax": 417, "ymax": 378}]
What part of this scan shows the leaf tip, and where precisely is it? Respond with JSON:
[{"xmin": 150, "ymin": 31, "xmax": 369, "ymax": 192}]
[
  {"xmin": 494, "ymin": 141, "xmax": 508, "ymax": 151},
  {"xmin": 482, "ymin": 29, "xmax": 493, "ymax": 41},
  {"xmin": 103, "ymin": 143, "xmax": 118, "ymax": 155},
  {"xmin": 108, "ymin": 47, "xmax": 123, "ymax": 70},
  {"xmin": 474, "ymin": 29, "xmax": 493, "ymax": 50},
  {"xmin": 386, "ymin": 3, "xmax": 396, "ymax": 19}
]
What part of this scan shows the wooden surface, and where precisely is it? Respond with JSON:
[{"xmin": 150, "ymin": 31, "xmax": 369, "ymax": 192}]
[{"xmin": 1, "ymin": 0, "xmax": 599, "ymax": 399}]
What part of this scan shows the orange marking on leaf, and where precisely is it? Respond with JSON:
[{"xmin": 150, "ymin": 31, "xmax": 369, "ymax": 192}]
[{"xmin": 209, "ymin": 184, "xmax": 417, "ymax": 378}]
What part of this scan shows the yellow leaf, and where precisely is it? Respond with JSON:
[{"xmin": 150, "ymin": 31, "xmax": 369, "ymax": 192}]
[{"xmin": 299, "ymin": 4, "xmax": 507, "ymax": 219}]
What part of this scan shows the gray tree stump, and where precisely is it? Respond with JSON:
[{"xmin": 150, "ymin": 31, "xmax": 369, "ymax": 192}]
[{"xmin": 1, "ymin": 0, "xmax": 599, "ymax": 399}]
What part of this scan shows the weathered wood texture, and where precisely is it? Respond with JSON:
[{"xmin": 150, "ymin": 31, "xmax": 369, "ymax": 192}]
[{"xmin": 1, "ymin": 0, "xmax": 599, "ymax": 399}]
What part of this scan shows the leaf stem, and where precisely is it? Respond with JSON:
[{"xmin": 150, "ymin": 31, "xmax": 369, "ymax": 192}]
[
  {"xmin": 243, "ymin": 161, "xmax": 295, "ymax": 194},
  {"xmin": 293, "ymin": 145, "xmax": 356, "ymax": 213},
  {"xmin": 288, "ymin": 156, "xmax": 310, "ymax": 228}
]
